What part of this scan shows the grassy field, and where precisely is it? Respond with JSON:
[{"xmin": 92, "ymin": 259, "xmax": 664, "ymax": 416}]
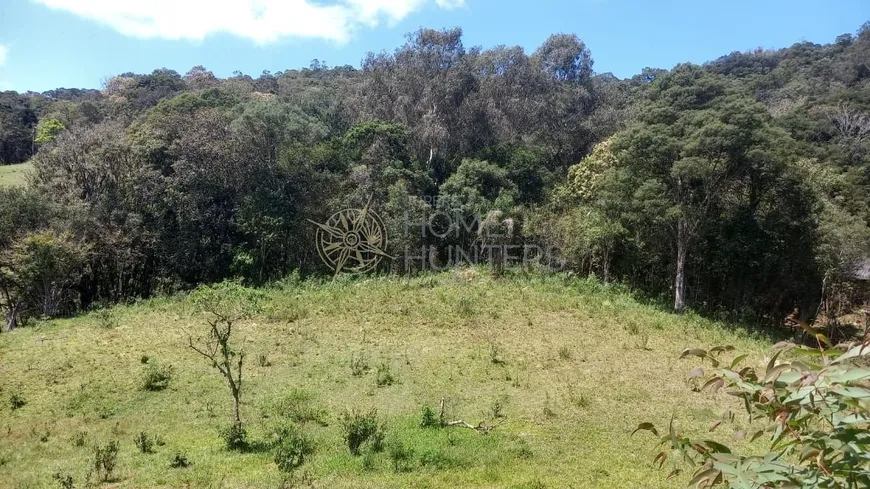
[
  {"xmin": 0, "ymin": 163, "xmax": 31, "ymax": 187},
  {"xmin": 0, "ymin": 271, "xmax": 778, "ymax": 489}
]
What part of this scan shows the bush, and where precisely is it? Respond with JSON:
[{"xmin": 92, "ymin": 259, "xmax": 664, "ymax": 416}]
[
  {"xmin": 388, "ymin": 439, "xmax": 415, "ymax": 473},
  {"xmin": 94, "ymin": 309, "xmax": 118, "ymax": 329},
  {"xmin": 71, "ymin": 431, "xmax": 87, "ymax": 447},
  {"xmin": 168, "ymin": 452, "xmax": 190, "ymax": 468},
  {"xmin": 420, "ymin": 405, "xmax": 439, "ymax": 428},
  {"xmin": 142, "ymin": 363, "xmax": 173, "ymax": 391},
  {"xmin": 340, "ymin": 409, "xmax": 385, "ymax": 455},
  {"xmin": 456, "ymin": 296, "xmax": 475, "ymax": 317},
  {"xmin": 9, "ymin": 392, "xmax": 26, "ymax": 410},
  {"xmin": 271, "ymin": 389, "xmax": 329, "ymax": 426},
  {"xmin": 91, "ymin": 440, "xmax": 119, "ymax": 482},
  {"xmin": 220, "ymin": 423, "xmax": 248, "ymax": 451},
  {"xmin": 133, "ymin": 431, "xmax": 154, "ymax": 453},
  {"xmin": 375, "ymin": 362, "xmax": 395, "ymax": 387},
  {"xmin": 51, "ymin": 472, "xmax": 74, "ymax": 489},
  {"xmin": 350, "ymin": 352, "xmax": 369, "ymax": 377},
  {"xmin": 636, "ymin": 342, "xmax": 870, "ymax": 488},
  {"xmin": 419, "ymin": 448, "xmax": 460, "ymax": 470},
  {"xmin": 271, "ymin": 424, "xmax": 314, "ymax": 473}
]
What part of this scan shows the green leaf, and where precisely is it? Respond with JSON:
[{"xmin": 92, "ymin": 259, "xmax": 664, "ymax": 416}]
[
  {"xmin": 632, "ymin": 422, "xmax": 658, "ymax": 436},
  {"xmin": 763, "ymin": 363, "xmax": 793, "ymax": 383},
  {"xmin": 749, "ymin": 429, "xmax": 766, "ymax": 442},
  {"xmin": 815, "ymin": 333, "xmax": 832, "ymax": 348},
  {"xmin": 702, "ymin": 440, "xmax": 732, "ymax": 454},
  {"xmin": 681, "ymin": 348, "xmax": 707, "ymax": 360},
  {"xmin": 831, "ymin": 386, "xmax": 870, "ymax": 399},
  {"xmin": 833, "ymin": 342, "xmax": 870, "ymax": 364},
  {"xmin": 765, "ymin": 350, "xmax": 782, "ymax": 379},
  {"xmin": 730, "ymin": 354, "xmax": 748, "ymax": 369}
]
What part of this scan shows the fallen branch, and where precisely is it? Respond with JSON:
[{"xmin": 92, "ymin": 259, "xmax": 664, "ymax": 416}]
[
  {"xmin": 439, "ymin": 397, "xmax": 501, "ymax": 434},
  {"xmin": 445, "ymin": 419, "xmax": 497, "ymax": 434}
]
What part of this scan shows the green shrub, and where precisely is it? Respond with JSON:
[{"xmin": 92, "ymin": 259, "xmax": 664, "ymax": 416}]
[
  {"xmin": 361, "ymin": 452, "xmax": 377, "ymax": 472},
  {"xmin": 456, "ymin": 296, "xmax": 475, "ymax": 317},
  {"xmin": 489, "ymin": 343, "xmax": 505, "ymax": 365},
  {"xmin": 271, "ymin": 424, "xmax": 314, "ymax": 473},
  {"xmin": 350, "ymin": 352, "xmax": 369, "ymax": 377},
  {"xmin": 490, "ymin": 396, "xmax": 507, "ymax": 419},
  {"xmin": 375, "ymin": 362, "xmax": 395, "ymax": 387},
  {"xmin": 511, "ymin": 437, "xmax": 534, "ymax": 460},
  {"xmin": 142, "ymin": 363, "xmax": 173, "ymax": 391},
  {"xmin": 71, "ymin": 431, "xmax": 87, "ymax": 447},
  {"xmin": 168, "ymin": 452, "xmax": 190, "ymax": 468},
  {"xmin": 51, "ymin": 472, "xmax": 74, "ymax": 489},
  {"xmin": 9, "ymin": 392, "xmax": 26, "ymax": 410},
  {"xmin": 388, "ymin": 438, "xmax": 415, "ymax": 473},
  {"xmin": 340, "ymin": 409, "xmax": 385, "ymax": 455},
  {"xmin": 220, "ymin": 423, "xmax": 248, "ymax": 451},
  {"xmin": 637, "ymin": 342, "xmax": 870, "ymax": 488},
  {"xmin": 133, "ymin": 431, "xmax": 154, "ymax": 453},
  {"xmin": 420, "ymin": 405, "xmax": 439, "ymax": 428},
  {"xmin": 271, "ymin": 389, "xmax": 329, "ymax": 426},
  {"xmin": 90, "ymin": 440, "xmax": 119, "ymax": 482},
  {"xmin": 94, "ymin": 309, "xmax": 118, "ymax": 329}
]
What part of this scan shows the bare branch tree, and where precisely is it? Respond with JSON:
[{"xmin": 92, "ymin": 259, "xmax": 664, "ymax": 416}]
[
  {"xmin": 826, "ymin": 103, "xmax": 870, "ymax": 142},
  {"xmin": 187, "ymin": 281, "xmax": 265, "ymax": 433}
]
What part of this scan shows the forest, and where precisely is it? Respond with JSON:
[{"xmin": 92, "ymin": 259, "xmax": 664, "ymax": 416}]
[{"xmin": 1, "ymin": 23, "xmax": 869, "ymax": 332}]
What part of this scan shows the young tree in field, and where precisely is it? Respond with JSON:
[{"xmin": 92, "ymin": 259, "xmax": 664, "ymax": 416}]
[{"xmin": 187, "ymin": 281, "xmax": 265, "ymax": 445}]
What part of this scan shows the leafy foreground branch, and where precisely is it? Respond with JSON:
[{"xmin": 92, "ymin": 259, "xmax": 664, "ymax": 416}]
[{"xmin": 636, "ymin": 334, "xmax": 870, "ymax": 488}]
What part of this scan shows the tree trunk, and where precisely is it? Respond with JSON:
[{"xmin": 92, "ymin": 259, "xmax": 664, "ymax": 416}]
[
  {"xmin": 5, "ymin": 302, "xmax": 20, "ymax": 332},
  {"xmin": 674, "ymin": 217, "xmax": 688, "ymax": 313},
  {"xmin": 231, "ymin": 387, "xmax": 241, "ymax": 428}
]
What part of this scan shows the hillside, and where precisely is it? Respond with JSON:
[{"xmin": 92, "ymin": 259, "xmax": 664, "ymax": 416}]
[{"xmin": 0, "ymin": 273, "xmax": 772, "ymax": 489}]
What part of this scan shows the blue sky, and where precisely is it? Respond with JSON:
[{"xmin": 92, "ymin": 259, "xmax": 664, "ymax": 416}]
[{"xmin": 0, "ymin": 0, "xmax": 867, "ymax": 93}]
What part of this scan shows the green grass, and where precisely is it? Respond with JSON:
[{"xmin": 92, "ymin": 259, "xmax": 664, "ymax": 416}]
[
  {"xmin": 0, "ymin": 162, "xmax": 31, "ymax": 187},
  {"xmin": 0, "ymin": 271, "xmax": 775, "ymax": 488}
]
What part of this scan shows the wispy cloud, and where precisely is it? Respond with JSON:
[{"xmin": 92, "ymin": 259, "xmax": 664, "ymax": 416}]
[
  {"xmin": 33, "ymin": 0, "xmax": 465, "ymax": 44},
  {"xmin": 0, "ymin": 44, "xmax": 7, "ymax": 67}
]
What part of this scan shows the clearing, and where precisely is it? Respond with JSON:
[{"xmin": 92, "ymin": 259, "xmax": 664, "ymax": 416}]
[
  {"xmin": 0, "ymin": 272, "xmax": 774, "ymax": 488},
  {"xmin": 0, "ymin": 163, "xmax": 31, "ymax": 187}
]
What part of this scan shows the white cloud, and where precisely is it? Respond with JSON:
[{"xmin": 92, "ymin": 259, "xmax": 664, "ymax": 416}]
[
  {"xmin": 33, "ymin": 0, "xmax": 465, "ymax": 44},
  {"xmin": 0, "ymin": 45, "xmax": 7, "ymax": 66}
]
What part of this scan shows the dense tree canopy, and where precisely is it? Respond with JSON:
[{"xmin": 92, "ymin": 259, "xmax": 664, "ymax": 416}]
[{"xmin": 1, "ymin": 24, "xmax": 869, "ymax": 330}]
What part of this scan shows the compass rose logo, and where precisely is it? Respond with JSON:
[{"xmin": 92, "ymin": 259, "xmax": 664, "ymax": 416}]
[{"xmin": 308, "ymin": 200, "xmax": 392, "ymax": 276}]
